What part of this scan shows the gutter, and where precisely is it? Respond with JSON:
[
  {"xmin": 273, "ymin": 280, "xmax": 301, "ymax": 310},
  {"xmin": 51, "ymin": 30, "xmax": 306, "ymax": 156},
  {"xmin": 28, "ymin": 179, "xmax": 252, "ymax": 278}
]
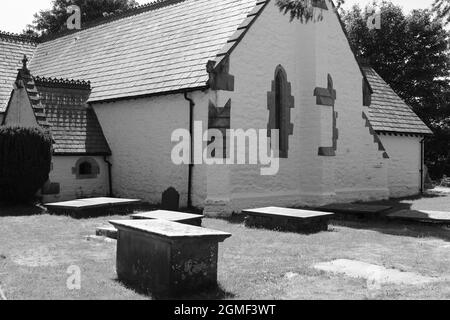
[
  {"xmin": 184, "ymin": 92, "xmax": 195, "ymax": 208},
  {"xmin": 420, "ymin": 137, "xmax": 426, "ymax": 194},
  {"xmin": 88, "ymin": 86, "xmax": 207, "ymax": 105},
  {"xmin": 103, "ymin": 156, "xmax": 113, "ymax": 197}
]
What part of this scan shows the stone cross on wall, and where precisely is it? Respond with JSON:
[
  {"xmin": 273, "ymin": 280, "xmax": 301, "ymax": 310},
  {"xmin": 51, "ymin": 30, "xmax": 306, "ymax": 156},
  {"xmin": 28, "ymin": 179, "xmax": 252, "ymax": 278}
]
[
  {"xmin": 314, "ymin": 74, "xmax": 339, "ymax": 157},
  {"xmin": 22, "ymin": 55, "xmax": 29, "ymax": 70}
]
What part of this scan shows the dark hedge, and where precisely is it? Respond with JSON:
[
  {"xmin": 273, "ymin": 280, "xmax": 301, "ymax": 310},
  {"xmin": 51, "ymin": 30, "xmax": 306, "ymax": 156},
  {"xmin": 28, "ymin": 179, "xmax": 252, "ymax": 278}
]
[{"xmin": 0, "ymin": 126, "xmax": 52, "ymax": 203}]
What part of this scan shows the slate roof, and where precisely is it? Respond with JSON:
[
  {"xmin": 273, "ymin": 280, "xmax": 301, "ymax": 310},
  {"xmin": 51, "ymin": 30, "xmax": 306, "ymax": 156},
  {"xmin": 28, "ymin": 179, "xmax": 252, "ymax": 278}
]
[
  {"xmin": 1, "ymin": 0, "xmax": 429, "ymax": 141},
  {"xmin": 363, "ymin": 67, "xmax": 433, "ymax": 135},
  {"xmin": 0, "ymin": 32, "xmax": 37, "ymax": 112},
  {"xmin": 29, "ymin": 0, "xmax": 259, "ymax": 103},
  {"xmin": 34, "ymin": 77, "xmax": 112, "ymax": 155}
]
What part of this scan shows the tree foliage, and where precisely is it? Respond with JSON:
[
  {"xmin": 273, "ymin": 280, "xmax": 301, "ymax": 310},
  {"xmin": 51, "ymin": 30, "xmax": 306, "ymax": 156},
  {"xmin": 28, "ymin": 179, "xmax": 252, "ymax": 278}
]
[
  {"xmin": 433, "ymin": 0, "xmax": 450, "ymax": 25},
  {"xmin": 27, "ymin": 0, "xmax": 138, "ymax": 36},
  {"xmin": 0, "ymin": 126, "xmax": 52, "ymax": 203},
  {"xmin": 342, "ymin": 1, "xmax": 450, "ymax": 179},
  {"xmin": 275, "ymin": 0, "xmax": 344, "ymax": 22}
]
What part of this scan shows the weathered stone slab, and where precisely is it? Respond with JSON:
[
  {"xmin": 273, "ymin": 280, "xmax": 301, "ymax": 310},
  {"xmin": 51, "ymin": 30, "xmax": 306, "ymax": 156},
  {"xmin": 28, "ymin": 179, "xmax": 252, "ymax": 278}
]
[
  {"xmin": 433, "ymin": 187, "xmax": 450, "ymax": 194},
  {"xmin": 131, "ymin": 210, "xmax": 204, "ymax": 226},
  {"xmin": 243, "ymin": 207, "xmax": 335, "ymax": 234},
  {"xmin": 320, "ymin": 203, "xmax": 392, "ymax": 217},
  {"xmin": 109, "ymin": 219, "xmax": 231, "ymax": 298},
  {"xmin": 96, "ymin": 226, "xmax": 118, "ymax": 239},
  {"xmin": 388, "ymin": 210, "xmax": 450, "ymax": 224},
  {"xmin": 46, "ymin": 197, "xmax": 141, "ymax": 217},
  {"xmin": 314, "ymin": 259, "xmax": 438, "ymax": 286},
  {"xmin": 46, "ymin": 197, "xmax": 141, "ymax": 210}
]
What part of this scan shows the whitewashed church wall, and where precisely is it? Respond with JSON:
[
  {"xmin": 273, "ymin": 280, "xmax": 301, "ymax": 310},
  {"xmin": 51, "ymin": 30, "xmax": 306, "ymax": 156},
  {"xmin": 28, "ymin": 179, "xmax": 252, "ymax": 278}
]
[
  {"xmin": 223, "ymin": 0, "xmax": 389, "ymax": 212},
  {"xmin": 380, "ymin": 134, "xmax": 422, "ymax": 198},
  {"xmin": 42, "ymin": 156, "xmax": 108, "ymax": 203},
  {"xmin": 93, "ymin": 91, "xmax": 210, "ymax": 208},
  {"xmin": 313, "ymin": 1, "xmax": 390, "ymax": 203}
]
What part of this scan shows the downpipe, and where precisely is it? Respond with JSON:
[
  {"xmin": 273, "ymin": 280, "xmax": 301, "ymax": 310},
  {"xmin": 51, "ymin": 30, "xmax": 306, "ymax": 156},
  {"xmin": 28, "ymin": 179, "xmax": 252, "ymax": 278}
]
[
  {"xmin": 103, "ymin": 156, "xmax": 113, "ymax": 197},
  {"xmin": 184, "ymin": 92, "xmax": 195, "ymax": 209},
  {"xmin": 420, "ymin": 137, "xmax": 425, "ymax": 194}
]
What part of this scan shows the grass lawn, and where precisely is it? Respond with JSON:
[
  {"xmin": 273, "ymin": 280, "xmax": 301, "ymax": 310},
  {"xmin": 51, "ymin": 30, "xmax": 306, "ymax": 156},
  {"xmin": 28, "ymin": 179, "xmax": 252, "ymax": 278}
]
[{"xmin": 0, "ymin": 191, "xmax": 449, "ymax": 300}]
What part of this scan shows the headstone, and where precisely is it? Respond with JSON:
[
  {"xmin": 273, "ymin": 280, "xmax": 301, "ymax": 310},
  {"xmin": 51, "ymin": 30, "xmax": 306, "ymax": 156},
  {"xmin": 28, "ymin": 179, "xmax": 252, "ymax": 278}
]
[{"xmin": 161, "ymin": 187, "xmax": 180, "ymax": 211}]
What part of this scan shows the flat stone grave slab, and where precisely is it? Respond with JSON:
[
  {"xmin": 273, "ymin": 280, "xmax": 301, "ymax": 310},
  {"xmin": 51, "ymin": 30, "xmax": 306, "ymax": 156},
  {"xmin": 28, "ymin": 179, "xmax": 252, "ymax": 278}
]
[
  {"xmin": 109, "ymin": 219, "xmax": 231, "ymax": 298},
  {"xmin": 243, "ymin": 207, "xmax": 335, "ymax": 234},
  {"xmin": 96, "ymin": 211, "xmax": 204, "ymax": 240},
  {"xmin": 432, "ymin": 187, "xmax": 450, "ymax": 194},
  {"xmin": 96, "ymin": 226, "xmax": 118, "ymax": 239},
  {"xmin": 388, "ymin": 210, "xmax": 450, "ymax": 224},
  {"xmin": 314, "ymin": 259, "xmax": 438, "ymax": 286},
  {"xmin": 46, "ymin": 197, "xmax": 141, "ymax": 218},
  {"xmin": 131, "ymin": 210, "xmax": 204, "ymax": 226},
  {"xmin": 319, "ymin": 203, "xmax": 392, "ymax": 218}
]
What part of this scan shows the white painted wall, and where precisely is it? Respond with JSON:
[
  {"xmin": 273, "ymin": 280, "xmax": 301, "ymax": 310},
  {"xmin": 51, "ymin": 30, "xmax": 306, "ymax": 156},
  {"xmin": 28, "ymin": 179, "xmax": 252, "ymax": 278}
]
[
  {"xmin": 43, "ymin": 155, "xmax": 109, "ymax": 203},
  {"xmin": 88, "ymin": 0, "xmax": 418, "ymax": 213},
  {"xmin": 380, "ymin": 134, "xmax": 422, "ymax": 198},
  {"xmin": 220, "ymin": 0, "xmax": 388, "ymax": 212},
  {"xmin": 93, "ymin": 91, "xmax": 210, "ymax": 208}
]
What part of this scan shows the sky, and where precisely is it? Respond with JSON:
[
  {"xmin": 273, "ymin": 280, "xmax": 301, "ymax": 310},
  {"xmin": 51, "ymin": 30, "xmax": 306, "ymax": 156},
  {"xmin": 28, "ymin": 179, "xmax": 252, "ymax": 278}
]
[{"xmin": 0, "ymin": 0, "xmax": 438, "ymax": 34}]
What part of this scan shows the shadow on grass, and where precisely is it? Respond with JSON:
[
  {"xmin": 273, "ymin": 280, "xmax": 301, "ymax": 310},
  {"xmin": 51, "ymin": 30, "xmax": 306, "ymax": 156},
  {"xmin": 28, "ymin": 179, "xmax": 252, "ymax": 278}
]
[
  {"xmin": 332, "ymin": 219, "xmax": 450, "ymax": 242},
  {"xmin": 114, "ymin": 278, "xmax": 235, "ymax": 300},
  {"xmin": 0, "ymin": 203, "xmax": 46, "ymax": 217},
  {"xmin": 318, "ymin": 192, "xmax": 450, "ymax": 241},
  {"xmin": 360, "ymin": 192, "xmax": 448, "ymax": 208}
]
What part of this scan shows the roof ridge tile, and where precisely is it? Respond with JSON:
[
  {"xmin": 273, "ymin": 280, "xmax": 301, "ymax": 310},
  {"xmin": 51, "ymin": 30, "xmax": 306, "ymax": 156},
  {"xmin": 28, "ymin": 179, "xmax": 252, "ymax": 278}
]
[
  {"xmin": 33, "ymin": 76, "xmax": 91, "ymax": 90},
  {"xmin": 0, "ymin": 31, "xmax": 39, "ymax": 44}
]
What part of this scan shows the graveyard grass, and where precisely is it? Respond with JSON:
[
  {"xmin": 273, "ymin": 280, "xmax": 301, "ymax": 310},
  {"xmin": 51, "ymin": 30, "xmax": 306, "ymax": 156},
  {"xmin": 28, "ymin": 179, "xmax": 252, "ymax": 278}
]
[{"xmin": 0, "ymin": 192, "xmax": 449, "ymax": 300}]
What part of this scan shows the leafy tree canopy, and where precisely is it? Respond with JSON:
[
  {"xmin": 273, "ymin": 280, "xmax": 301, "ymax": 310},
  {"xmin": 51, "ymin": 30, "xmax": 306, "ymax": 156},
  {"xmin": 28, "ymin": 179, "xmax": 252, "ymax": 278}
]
[
  {"xmin": 342, "ymin": 1, "xmax": 450, "ymax": 179},
  {"xmin": 275, "ymin": 0, "xmax": 344, "ymax": 22},
  {"xmin": 342, "ymin": 1, "xmax": 450, "ymax": 122},
  {"xmin": 433, "ymin": 0, "xmax": 450, "ymax": 25},
  {"xmin": 26, "ymin": 0, "xmax": 138, "ymax": 36}
]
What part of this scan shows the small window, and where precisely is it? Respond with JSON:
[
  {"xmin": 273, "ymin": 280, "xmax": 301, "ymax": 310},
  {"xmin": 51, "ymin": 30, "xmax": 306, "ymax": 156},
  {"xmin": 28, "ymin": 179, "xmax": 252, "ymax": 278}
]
[
  {"xmin": 79, "ymin": 162, "xmax": 93, "ymax": 175},
  {"xmin": 73, "ymin": 157, "xmax": 100, "ymax": 179}
]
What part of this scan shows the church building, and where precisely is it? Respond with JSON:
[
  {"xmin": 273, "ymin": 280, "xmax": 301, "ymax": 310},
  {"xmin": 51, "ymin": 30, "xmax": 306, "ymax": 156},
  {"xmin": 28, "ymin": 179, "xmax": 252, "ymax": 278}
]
[{"xmin": 0, "ymin": 0, "xmax": 432, "ymax": 216}]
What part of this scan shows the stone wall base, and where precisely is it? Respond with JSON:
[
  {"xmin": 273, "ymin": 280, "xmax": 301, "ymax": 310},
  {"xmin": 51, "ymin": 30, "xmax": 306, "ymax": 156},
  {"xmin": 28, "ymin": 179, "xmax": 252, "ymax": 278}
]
[{"xmin": 202, "ymin": 188, "xmax": 393, "ymax": 217}]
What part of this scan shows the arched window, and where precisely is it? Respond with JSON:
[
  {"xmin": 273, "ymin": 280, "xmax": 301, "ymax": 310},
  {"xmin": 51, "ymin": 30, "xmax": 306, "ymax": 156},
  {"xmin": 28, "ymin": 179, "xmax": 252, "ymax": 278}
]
[
  {"xmin": 268, "ymin": 65, "xmax": 294, "ymax": 158},
  {"xmin": 73, "ymin": 157, "xmax": 100, "ymax": 179}
]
